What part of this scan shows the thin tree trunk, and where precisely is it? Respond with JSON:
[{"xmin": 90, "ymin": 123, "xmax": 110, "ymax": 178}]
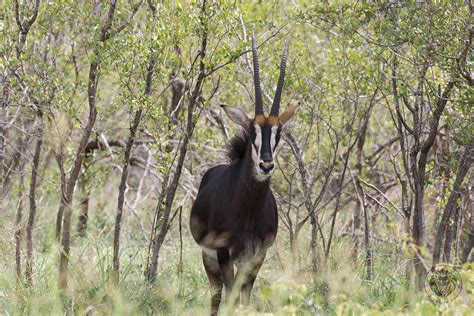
[
  {"xmin": 362, "ymin": 200, "xmax": 372, "ymax": 280},
  {"xmin": 403, "ymin": 209, "xmax": 412, "ymax": 286},
  {"xmin": 411, "ymin": 153, "xmax": 426, "ymax": 288},
  {"xmin": 2, "ymin": 0, "xmax": 40, "ymax": 206},
  {"xmin": 433, "ymin": 140, "xmax": 473, "ymax": 265},
  {"xmin": 352, "ymin": 174, "xmax": 372, "ymax": 280},
  {"xmin": 55, "ymin": 153, "xmax": 66, "ymax": 240},
  {"xmin": 453, "ymin": 186, "xmax": 467, "ymax": 260},
  {"xmin": 443, "ymin": 203, "xmax": 460, "ymax": 263},
  {"xmin": 112, "ymin": 1, "xmax": 158, "ymax": 285},
  {"xmin": 56, "ymin": 205, "xmax": 64, "ymax": 241},
  {"xmin": 146, "ymin": 0, "xmax": 208, "ymax": 282},
  {"xmin": 285, "ymin": 130, "xmax": 327, "ymax": 273},
  {"xmin": 0, "ymin": 71, "xmax": 9, "ymax": 205},
  {"xmin": 461, "ymin": 180, "xmax": 473, "ymax": 263},
  {"xmin": 443, "ymin": 213, "xmax": 454, "ymax": 262},
  {"xmin": 77, "ymin": 150, "xmax": 92, "ymax": 237},
  {"xmin": 58, "ymin": 0, "xmax": 144, "ymax": 289},
  {"xmin": 25, "ymin": 109, "xmax": 43, "ymax": 286},
  {"xmin": 15, "ymin": 174, "xmax": 24, "ymax": 279},
  {"xmin": 146, "ymin": 110, "xmax": 197, "ymax": 281},
  {"xmin": 13, "ymin": 128, "xmax": 33, "ymax": 282},
  {"xmin": 390, "ymin": 60, "xmax": 414, "ymax": 286},
  {"xmin": 113, "ymin": 65, "xmax": 156, "ymax": 284},
  {"xmin": 410, "ymin": 80, "xmax": 454, "ymax": 288},
  {"xmin": 112, "ymin": 111, "xmax": 141, "ymax": 284},
  {"xmin": 289, "ymin": 230, "xmax": 299, "ymax": 269},
  {"xmin": 353, "ymin": 91, "xmax": 376, "ymax": 262},
  {"xmin": 3, "ymin": 0, "xmax": 41, "ymax": 208},
  {"xmin": 461, "ymin": 228, "xmax": 474, "ymax": 263},
  {"xmin": 77, "ymin": 182, "xmax": 90, "ymax": 237},
  {"xmin": 326, "ymin": 139, "xmax": 357, "ymax": 259},
  {"xmin": 353, "ymin": 201, "xmax": 361, "ymax": 257},
  {"xmin": 309, "ymin": 214, "xmax": 318, "ymax": 273},
  {"xmin": 58, "ymin": 60, "xmax": 99, "ymax": 290}
]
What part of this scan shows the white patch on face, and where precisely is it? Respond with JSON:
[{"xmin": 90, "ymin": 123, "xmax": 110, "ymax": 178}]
[
  {"xmin": 271, "ymin": 125, "xmax": 284, "ymax": 159},
  {"xmin": 254, "ymin": 170, "xmax": 271, "ymax": 182},
  {"xmin": 252, "ymin": 124, "xmax": 272, "ymax": 182},
  {"xmin": 254, "ymin": 124, "xmax": 262, "ymax": 157},
  {"xmin": 270, "ymin": 125, "xmax": 278, "ymax": 154},
  {"xmin": 252, "ymin": 124, "xmax": 262, "ymax": 166}
]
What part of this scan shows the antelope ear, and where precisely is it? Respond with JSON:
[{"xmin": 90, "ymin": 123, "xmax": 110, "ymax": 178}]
[
  {"xmin": 221, "ymin": 104, "xmax": 250, "ymax": 128},
  {"xmin": 279, "ymin": 103, "xmax": 299, "ymax": 125}
]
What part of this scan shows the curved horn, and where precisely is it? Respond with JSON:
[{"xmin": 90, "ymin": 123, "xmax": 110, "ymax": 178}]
[
  {"xmin": 252, "ymin": 30, "xmax": 264, "ymax": 116},
  {"xmin": 270, "ymin": 37, "xmax": 290, "ymax": 117}
]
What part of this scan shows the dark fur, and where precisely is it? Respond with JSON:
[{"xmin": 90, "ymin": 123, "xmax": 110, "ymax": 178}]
[
  {"xmin": 225, "ymin": 125, "xmax": 254, "ymax": 161},
  {"xmin": 226, "ymin": 132, "xmax": 249, "ymax": 161},
  {"xmin": 190, "ymin": 122, "xmax": 279, "ymax": 314}
]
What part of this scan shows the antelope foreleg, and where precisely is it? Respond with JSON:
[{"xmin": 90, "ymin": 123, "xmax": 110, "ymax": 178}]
[
  {"xmin": 203, "ymin": 252, "xmax": 223, "ymax": 316},
  {"xmin": 237, "ymin": 253, "xmax": 266, "ymax": 306},
  {"xmin": 217, "ymin": 248, "xmax": 235, "ymax": 294}
]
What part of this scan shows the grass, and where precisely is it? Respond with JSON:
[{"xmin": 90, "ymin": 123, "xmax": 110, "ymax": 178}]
[{"xmin": 0, "ymin": 191, "xmax": 472, "ymax": 315}]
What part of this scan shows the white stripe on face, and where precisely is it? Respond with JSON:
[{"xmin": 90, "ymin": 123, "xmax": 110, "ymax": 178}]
[
  {"xmin": 252, "ymin": 124, "xmax": 270, "ymax": 181},
  {"xmin": 270, "ymin": 125, "xmax": 278, "ymax": 152},
  {"xmin": 254, "ymin": 124, "xmax": 262, "ymax": 159}
]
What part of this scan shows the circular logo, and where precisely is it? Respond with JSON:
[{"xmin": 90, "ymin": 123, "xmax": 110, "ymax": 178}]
[{"xmin": 424, "ymin": 264, "xmax": 462, "ymax": 302}]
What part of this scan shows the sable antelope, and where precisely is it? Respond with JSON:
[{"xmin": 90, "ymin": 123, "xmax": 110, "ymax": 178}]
[{"xmin": 190, "ymin": 33, "xmax": 298, "ymax": 315}]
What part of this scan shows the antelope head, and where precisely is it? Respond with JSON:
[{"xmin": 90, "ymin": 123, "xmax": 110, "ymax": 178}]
[{"xmin": 222, "ymin": 31, "xmax": 298, "ymax": 181}]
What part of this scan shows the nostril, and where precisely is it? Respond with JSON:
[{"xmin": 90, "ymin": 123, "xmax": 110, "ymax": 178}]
[{"xmin": 259, "ymin": 161, "xmax": 274, "ymax": 174}]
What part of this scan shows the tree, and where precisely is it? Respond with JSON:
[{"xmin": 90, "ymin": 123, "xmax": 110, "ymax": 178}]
[{"xmin": 58, "ymin": 0, "xmax": 143, "ymax": 291}]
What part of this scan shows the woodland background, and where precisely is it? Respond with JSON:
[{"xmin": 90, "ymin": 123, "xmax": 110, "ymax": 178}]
[{"xmin": 0, "ymin": 0, "xmax": 473, "ymax": 315}]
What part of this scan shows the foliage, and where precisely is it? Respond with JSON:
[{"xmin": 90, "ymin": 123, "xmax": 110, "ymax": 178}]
[{"xmin": 0, "ymin": 0, "xmax": 472, "ymax": 315}]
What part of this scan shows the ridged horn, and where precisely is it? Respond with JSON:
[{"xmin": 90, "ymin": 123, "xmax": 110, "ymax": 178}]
[
  {"xmin": 270, "ymin": 37, "xmax": 290, "ymax": 117},
  {"xmin": 252, "ymin": 30, "xmax": 264, "ymax": 116}
]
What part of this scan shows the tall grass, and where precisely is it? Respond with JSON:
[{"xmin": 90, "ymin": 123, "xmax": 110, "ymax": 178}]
[{"xmin": 1, "ymin": 190, "xmax": 472, "ymax": 315}]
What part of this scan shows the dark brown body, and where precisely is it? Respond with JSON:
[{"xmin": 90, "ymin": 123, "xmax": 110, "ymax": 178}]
[
  {"xmin": 190, "ymin": 31, "xmax": 295, "ymax": 315},
  {"xmin": 190, "ymin": 133, "xmax": 278, "ymax": 314}
]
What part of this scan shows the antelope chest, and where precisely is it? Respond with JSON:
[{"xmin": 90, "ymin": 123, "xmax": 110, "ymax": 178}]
[{"xmin": 200, "ymin": 229, "xmax": 276, "ymax": 262}]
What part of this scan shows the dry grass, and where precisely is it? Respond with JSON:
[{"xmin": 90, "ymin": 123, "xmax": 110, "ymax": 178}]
[{"xmin": 0, "ymin": 185, "xmax": 472, "ymax": 315}]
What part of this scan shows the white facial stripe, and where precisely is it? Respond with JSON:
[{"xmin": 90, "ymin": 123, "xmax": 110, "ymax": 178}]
[
  {"xmin": 270, "ymin": 125, "xmax": 278, "ymax": 153},
  {"xmin": 251, "ymin": 143, "xmax": 259, "ymax": 164},
  {"xmin": 252, "ymin": 124, "xmax": 271, "ymax": 181},
  {"xmin": 254, "ymin": 124, "xmax": 262, "ymax": 159}
]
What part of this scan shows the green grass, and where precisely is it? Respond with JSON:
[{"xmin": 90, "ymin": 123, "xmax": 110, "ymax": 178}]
[{"xmin": 1, "ymin": 195, "xmax": 472, "ymax": 315}]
